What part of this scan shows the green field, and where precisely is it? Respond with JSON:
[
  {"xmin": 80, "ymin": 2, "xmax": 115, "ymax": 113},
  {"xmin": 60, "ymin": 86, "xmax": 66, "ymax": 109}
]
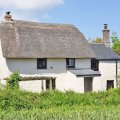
[{"xmin": 0, "ymin": 88, "xmax": 120, "ymax": 120}]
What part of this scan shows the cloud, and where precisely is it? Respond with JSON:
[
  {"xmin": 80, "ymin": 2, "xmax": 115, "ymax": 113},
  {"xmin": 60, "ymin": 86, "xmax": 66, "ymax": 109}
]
[
  {"xmin": 0, "ymin": 0, "xmax": 64, "ymax": 10},
  {"xmin": 43, "ymin": 14, "xmax": 51, "ymax": 19},
  {"xmin": 0, "ymin": 0, "xmax": 64, "ymax": 21}
]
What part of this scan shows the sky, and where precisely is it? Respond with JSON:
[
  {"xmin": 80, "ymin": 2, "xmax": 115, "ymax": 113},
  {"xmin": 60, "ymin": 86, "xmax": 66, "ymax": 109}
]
[{"xmin": 0, "ymin": 0, "xmax": 120, "ymax": 40}]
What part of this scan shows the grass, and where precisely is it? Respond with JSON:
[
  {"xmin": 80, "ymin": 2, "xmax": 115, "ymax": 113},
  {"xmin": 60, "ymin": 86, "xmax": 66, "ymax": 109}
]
[{"xmin": 0, "ymin": 88, "xmax": 120, "ymax": 119}]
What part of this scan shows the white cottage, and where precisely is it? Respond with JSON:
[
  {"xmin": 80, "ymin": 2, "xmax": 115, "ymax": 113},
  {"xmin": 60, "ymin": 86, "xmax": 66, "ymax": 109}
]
[
  {"xmin": 0, "ymin": 12, "xmax": 119, "ymax": 93},
  {"xmin": 91, "ymin": 44, "xmax": 120, "ymax": 91},
  {"xmin": 90, "ymin": 24, "xmax": 120, "ymax": 91}
]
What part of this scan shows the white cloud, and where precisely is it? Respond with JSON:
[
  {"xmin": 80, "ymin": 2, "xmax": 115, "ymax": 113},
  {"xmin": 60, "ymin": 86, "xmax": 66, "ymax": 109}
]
[
  {"xmin": 43, "ymin": 14, "xmax": 51, "ymax": 19},
  {"xmin": 0, "ymin": 10, "xmax": 38, "ymax": 21},
  {"xmin": 0, "ymin": 0, "xmax": 64, "ymax": 21},
  {"xmin": 0, "ymin": 0, "xmax": 64, "ymax": 10}
]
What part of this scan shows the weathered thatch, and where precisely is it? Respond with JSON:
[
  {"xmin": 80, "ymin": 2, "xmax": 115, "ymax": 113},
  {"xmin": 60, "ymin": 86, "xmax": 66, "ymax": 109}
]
[{"xmin": 0, "ymin": 20, "xmax": 95, "ymax": 58}]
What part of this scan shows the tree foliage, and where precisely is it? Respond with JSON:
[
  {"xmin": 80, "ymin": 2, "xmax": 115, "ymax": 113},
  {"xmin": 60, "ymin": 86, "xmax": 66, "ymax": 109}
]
[
  {"xmin": 91, "ymin": 37, "xmax": 103, "ymax": 43},
  {"xmin": 111, "ymin": 33, "xmax": 120, "ymax": 55},
  {"xmin": 6, "ymin": 72, "xmax": 21, "ymax": 89}
]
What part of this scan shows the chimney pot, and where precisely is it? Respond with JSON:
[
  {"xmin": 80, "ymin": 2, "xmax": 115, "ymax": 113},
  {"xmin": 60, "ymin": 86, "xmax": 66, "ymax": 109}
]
[
  {"xmin": 104, "ymin": 24, "xmax": 108, "ymax": 29},
  {"xmin": 4, "ymin": 11, "xmax": 13, "ymax": 22},
  {"xmin": 6, "ymin": 11, "xmax": 10, "ymax": 15}
]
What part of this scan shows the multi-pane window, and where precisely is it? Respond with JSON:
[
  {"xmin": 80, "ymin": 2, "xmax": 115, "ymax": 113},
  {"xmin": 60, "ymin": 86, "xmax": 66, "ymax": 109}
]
[
  {"xmin": 107, "ymin": 80, "xmax": 114, "ymax": 90},
  {"xmin": 66, "ymin": 58, "xmax": 75, "ymax": 68},
  {"xmin": 46, "ymin": 79, "xmax": 56, "ymax": 90},
  {"xmin": 91, "ymin": 58, "xmax": 99, "ymax": 71},
  {"xmin": 37, "ymin": 58, "xmax": 47, "ymax": 69}
]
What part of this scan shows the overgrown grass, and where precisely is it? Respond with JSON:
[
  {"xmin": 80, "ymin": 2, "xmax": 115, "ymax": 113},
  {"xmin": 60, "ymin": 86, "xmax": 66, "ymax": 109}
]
[{"xmin": 0, "ymin": 88, "xmax": 120, "ymax": 119}]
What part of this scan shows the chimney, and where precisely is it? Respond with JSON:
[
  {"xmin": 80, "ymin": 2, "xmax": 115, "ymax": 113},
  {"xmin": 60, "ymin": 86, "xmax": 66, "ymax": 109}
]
[
  {"xmin": 102, "ymin": 24, "xmax": 110, "ymax": 47},
  {"xmin": 4, "ymin": 11, "xmax": 13, "ymax": 22}
]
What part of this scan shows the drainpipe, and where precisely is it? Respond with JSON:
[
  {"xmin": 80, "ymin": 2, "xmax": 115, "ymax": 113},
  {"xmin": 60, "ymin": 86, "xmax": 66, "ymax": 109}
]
[{"xmin": 116, "ymin": 60, "xmax": 118, "ymax": 87}]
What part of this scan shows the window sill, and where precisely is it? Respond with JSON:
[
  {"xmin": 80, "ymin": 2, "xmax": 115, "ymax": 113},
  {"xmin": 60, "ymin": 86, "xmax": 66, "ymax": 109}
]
[
  {"xmin": 66, "ymin": 68, "xmax": 76, "ymax": 70},
  {"xmin": 91, "ymin": 68, "xmax": 99, "ymax": 71},
  {"xmin": 37, "ymin": 68, "xmax": 47, "ymax": 70}
]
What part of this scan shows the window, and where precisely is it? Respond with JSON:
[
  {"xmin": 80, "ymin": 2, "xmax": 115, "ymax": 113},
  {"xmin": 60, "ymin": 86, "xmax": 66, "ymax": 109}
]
[
  {"xmin": 107, "ymin": 80, "xmax": 114, "ymax": 90},
  {"xmin": 46, "ymin": 79, "xmax": 56, "ymax": 90},
  {"xmin": 66, "ymin": 58, "xmax": 75, "ymax": 68},
  {"xmin": 91, "ymin": 58, "xmax": 99, "ymax": 71},
  {"xmin": 37, "ymin": 59, "xmax": 47, "ymax": 69}
]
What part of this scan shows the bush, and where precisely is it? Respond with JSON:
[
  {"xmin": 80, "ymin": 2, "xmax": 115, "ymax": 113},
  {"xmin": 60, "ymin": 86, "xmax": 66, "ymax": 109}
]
[
  {"xmin": 0, "ymin": 88, "xmax": 120, "ymax": 119},
  {"xmin": 6, "ymin": 72, "xmax": 21, "ymax": 89}
]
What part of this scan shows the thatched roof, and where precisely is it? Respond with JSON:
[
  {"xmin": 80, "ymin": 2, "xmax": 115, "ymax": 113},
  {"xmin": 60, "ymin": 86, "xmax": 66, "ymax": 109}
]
[{"xmin": 0, "ymin": 20, "xmax": 95, "ymax": 58}]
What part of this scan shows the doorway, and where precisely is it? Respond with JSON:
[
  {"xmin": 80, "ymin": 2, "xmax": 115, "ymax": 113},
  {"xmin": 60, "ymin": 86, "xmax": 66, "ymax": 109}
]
[{"xmin": 84, "ymin": 77, "xmax": 93, "ymax": 92}]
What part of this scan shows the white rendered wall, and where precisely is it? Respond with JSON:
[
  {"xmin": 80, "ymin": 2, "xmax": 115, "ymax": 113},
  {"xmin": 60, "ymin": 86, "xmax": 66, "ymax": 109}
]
[
  {"xmin": 19, "ymin": 80, "xmax": 43, "ymax": 93},
  {"xmin": 76, "ymin": 59, "xmax": 91, "ymax": 69},
  {"xmin": 93, "ymin": 61, "xmax": 117, "ymax": 92},
  {"xmin": 5, "ymin": 58, "xmax": 89, "ymax": 93},
  {"xmin": 6, "ymin": 58, "xmax": 66, "ymax": 75},
  {"xmin": 18, "ymin": 60, "xmax": 118, "ymax": 93},
  {"xmin": 117, "ymin": 61, "xmax": 120, "ymax": 75},
  {"xmin": 0, "ymin": 40, "xmax": 11, "ymax": 85}
]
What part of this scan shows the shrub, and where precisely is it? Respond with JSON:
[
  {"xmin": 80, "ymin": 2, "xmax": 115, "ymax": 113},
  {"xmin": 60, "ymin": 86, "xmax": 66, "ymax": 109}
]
[
  {"xmin": 6, "ymin": 72, "xmax": 21, "ymax": 89},
  {"xmin": 0, "ymin": 88, "xmax": 120, "ymax": 119}
]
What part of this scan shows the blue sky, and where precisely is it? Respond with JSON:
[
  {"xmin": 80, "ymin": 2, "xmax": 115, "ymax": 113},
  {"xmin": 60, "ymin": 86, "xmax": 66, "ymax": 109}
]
[{"xmin": 0, "ymin": 0, "xmax": 120, "ymax": 40}]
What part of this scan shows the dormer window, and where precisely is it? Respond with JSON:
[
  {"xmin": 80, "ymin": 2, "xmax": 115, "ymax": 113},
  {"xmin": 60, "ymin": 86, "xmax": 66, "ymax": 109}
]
[{"xmin": 66, "ymin": 58, "xmax": 75, "ymax": 68}]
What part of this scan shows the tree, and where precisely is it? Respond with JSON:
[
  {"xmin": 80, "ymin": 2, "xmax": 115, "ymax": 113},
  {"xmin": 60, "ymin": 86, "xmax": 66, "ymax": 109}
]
[
  {"xmin": 6, "ymin": 72, "xmax": 21, "ymax": 89},
  {"xmin": 111, "ymin": 32, "xmax": 120, "ymax": 55},
  {"xmin": 91, "ymin": 37, "xmax": 103, "ymax": 43}
]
